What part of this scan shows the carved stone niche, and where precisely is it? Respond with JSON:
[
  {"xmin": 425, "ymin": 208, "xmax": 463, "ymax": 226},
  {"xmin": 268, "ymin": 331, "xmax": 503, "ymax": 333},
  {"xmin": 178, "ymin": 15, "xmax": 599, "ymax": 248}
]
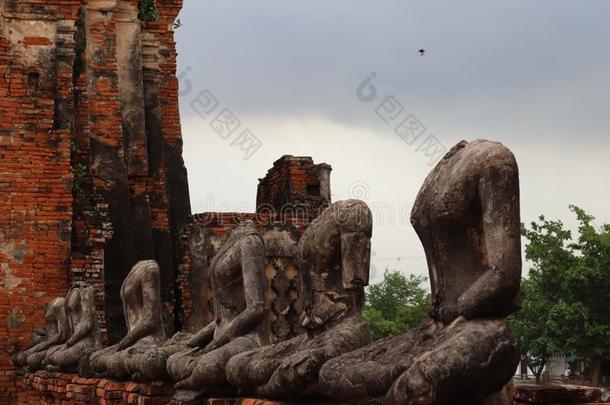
[{"xmin": 319, "ymin": 140, "xmax": 522, "ymax": 405}]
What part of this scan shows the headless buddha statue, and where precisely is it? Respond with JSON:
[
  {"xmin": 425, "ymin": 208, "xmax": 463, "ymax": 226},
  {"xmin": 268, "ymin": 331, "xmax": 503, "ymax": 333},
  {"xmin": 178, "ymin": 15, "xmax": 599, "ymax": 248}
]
[
  {"xmin": 12, "ymin": 297, "xmax": 70, "ymax": 371},
  {"xmin": 226, "ymin": 199, "xmax": 374, "ymax": 398},
  {"xmin": 45, "ymin": 282, "xmax": 102, "ymax": 372},
  {"xmin": 320, "ymin": 140, "xmax": 522, "ymax": 405},
  {"xmin": 164, "ymin": 221, "xmax": 267, "ymax": 394},
  {"xmin": 89, "ymin": 260, "xmax": 166, "ymax": 379}
]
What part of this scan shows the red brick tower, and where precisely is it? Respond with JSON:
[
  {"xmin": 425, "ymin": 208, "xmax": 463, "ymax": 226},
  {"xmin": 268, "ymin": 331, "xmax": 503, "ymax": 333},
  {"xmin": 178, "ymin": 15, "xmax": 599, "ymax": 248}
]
[
  {"xmin": 257, "ymin": 155, "xmax": 332, "ymax": 220},
  {"xmin": 0, "ymin": 0, "xmax": 189, "ymax": 400}
]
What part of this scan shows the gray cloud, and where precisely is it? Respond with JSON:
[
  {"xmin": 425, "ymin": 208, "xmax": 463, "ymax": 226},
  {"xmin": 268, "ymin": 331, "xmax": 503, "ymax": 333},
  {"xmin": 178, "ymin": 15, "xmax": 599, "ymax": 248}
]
[
  {"xmin": 176, "ymin": 0, "xmax": 610, "ymax": 281},
  {"xmin": 176, "ymin": 0, "xmax": 610, "ymax": 142}
]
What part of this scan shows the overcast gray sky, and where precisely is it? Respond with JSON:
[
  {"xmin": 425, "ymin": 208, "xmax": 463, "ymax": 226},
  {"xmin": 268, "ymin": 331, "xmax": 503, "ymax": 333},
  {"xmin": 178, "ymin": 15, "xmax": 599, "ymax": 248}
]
[{"xmin": 175, "ymin": 0, "xmax": 610, "ymax": 282}]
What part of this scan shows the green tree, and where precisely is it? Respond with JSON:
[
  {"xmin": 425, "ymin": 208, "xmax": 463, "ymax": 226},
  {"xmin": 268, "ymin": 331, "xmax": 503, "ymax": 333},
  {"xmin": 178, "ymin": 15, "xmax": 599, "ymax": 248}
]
[
  {"xmin": 561, "ymin": 206, "xmax": 610, "ymax": 384},
  {"xmin": 363, "ymin": 270, "xmax": 430, "ymax": 339},
  {"xmin": 508, "ymin": 278, "xmax": 559, "ymax": 383},
  {"xmin": 512, "ymin": 206, "xmax": 610, "ymax": 385}
]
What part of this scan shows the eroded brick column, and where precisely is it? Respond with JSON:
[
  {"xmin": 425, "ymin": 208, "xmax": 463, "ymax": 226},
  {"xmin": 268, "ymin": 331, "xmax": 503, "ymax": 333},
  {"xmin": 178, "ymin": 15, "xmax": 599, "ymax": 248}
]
[
  {"xmin": 142, "ymin": 1, "xmax": 191, "ymax": 331},
  {"xmin": 116, "ymin": 0, "xmax": 155, "ymax": 264},
  {"xmin": 141, "ymin": 31, "xmax": 176, "ymax": 333},
  {"xmin": 84, "ymin": 0, "xmax": 134, "ymax": 343},
  {"xmin": 70, "ymin": 2, "xmax": 112, "ymax": 340}
]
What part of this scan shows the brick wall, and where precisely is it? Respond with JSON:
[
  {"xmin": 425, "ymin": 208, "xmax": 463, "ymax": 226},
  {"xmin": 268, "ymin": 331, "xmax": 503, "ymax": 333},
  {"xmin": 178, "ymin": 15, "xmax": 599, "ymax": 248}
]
[
  {"xmin": 0, "ymin": 1, "xmax": 80, "ymax": 400},
  {"xmin": 0, "ymin": 0, "xmax": 189, "ymax": 401},
  {"xmin": 16, "ymin": 370, "xmax": 347, "ymax": 405}
]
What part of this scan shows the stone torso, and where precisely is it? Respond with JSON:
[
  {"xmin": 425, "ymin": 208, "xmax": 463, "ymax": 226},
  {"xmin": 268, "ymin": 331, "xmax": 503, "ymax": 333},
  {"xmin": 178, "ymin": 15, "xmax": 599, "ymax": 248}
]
[
  {"xmin": 45, "ymin": 313, "xmax": 60, "ymax": 339},
  {"xmin": 120, "ymin": 263, "xmax": 164, "ymax": 343},
  {"xmin": 67, "ymin": 290, "xmax": 84, "ymax": 335},
  {"xmin": 411, "ymin": 140, "xmax": 519, "ymax": 324},
  {"xmin": 298, "ymin": 216, "xmax": 343, "ymax": 294},
  {"xmin": 210, "ymin": 230, "xmax": 265, "ymax": 342},
  {"xmin": 46, "ymin": 298, "xmax": 68, "ymax": 339},
  {"xmin": 66, "ymin": 287, "xmax": 99, "ymax": 345},
  {"xmin": 121, "ymin": 270, "xmax": 142, "ymax": 334},
  {"xmin": 297, "ymin": 199, "xmax": 372, "ymax": 330}
]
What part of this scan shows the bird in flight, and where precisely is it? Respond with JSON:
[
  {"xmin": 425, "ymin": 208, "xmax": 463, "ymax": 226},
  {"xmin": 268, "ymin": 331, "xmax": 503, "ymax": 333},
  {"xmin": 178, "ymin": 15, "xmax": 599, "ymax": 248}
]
[{"xmin": 419, "ymin": 49, "xmax": 426, "ymax": 56}]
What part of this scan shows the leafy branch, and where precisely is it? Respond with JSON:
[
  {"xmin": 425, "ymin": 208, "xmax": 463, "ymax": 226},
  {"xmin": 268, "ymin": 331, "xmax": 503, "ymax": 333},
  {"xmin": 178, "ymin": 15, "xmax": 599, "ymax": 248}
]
[{"xmin": 139, "ymin": 0, "xmax": 160, "ymax": 22}]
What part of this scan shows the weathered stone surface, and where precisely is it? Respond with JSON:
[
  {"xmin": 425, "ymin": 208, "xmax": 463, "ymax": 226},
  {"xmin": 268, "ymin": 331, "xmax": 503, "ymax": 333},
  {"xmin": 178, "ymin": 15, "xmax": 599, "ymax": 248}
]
[
  {"xmin": 320, "ymin": 140, "xmax": 522, "ymax": 404},
  {"xmin": 321, "ymin": 317, "xmax": 517, "ymax": 404},
  {"xmin": 44, "ymin": 282, "xmax": 102, "ymax": 373},
  {"xmin": 167, "ymin": 222, "xmax": 268, "ymax": 392},
  {"xmin": 514, "ymin": 384, "xmax": 603, "ymax": 403},
  {"xmin": 12, "ymin": 297, "xmax": 70, "ymax": 371},
  {"xmin": 226, "ymin": 199, "xmax": 374, "ymax": 398},
  {"xmin": 89, "ymin": 260, "xmax": 166, "ymax": 379},
  {"xmin": 178, "ymin": 218, "xmax": 305, "ymax": 343},
  {"xmin": 119, "ymin": 330, "xmax": 190, "ymax": 382},
  {"xmin": 414, "ymin": 139, "xmax": 522, "ymax": 324}
]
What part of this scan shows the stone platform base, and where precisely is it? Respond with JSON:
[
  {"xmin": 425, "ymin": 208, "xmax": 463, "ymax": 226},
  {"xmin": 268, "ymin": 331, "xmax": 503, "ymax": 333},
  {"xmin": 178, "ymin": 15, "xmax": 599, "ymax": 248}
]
[
  {"xmin": 16, "ymin": 371, "xmax": 343, "ymax": 405},
  {"xmin": 19, "ymin": 372, "xmax": 610, "ymax": 405},
  {"xmin": 514, "ymin": 383, "xmax": 609, "ymax": 404}
]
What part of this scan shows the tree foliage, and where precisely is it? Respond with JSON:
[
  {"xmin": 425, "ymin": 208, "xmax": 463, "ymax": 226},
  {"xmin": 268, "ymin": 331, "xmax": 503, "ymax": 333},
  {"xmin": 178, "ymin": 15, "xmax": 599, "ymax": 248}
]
[
  {"xmin": 509, "ymin": 206, "xmax": 610, "ymax": 384},
  {"xmin": 508, "ymin": 277, "xmax": 559, "ymax": 382},
  {"xmin": 363, "ymin": 270, "xmax": 430, "ymax": 339}
]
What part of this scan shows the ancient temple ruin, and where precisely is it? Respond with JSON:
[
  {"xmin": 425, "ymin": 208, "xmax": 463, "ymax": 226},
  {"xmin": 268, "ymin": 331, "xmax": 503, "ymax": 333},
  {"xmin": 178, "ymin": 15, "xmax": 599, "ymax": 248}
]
[{"xmin": 2, "ymin": 1, "xmax": 525, "ymax": 404}]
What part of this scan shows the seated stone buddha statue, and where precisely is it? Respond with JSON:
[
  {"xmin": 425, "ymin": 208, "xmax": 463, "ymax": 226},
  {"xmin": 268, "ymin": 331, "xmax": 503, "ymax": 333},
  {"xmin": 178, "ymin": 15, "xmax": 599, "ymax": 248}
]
[
  {"xmin": 89, "ymin": 260, "xmax": 166, "ymax": 379},
  {"xmin": 12, "ymin": 297, "xmax": 70, "ymax": 371},
  {"xmin": 164, "ymin": 221, "xmax": 268, "ymax": 394},
  {"xmin": 319, "ymin": 140, "xmax": 522, "ymax": 405},
  {"xmin": 226, "ymin": 199, "xmax": 374, "ymax": 398},
  {"xmin": 45, "ymin": 282, "xmax": 102, "ymax": 372}
]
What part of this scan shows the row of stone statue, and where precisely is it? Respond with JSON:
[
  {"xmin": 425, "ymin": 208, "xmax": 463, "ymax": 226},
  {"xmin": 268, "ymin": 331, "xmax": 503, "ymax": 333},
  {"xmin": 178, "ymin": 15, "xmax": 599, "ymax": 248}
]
[{"xmin": 14, "ymin": 140, "xmax": 523, "ymax": 404}]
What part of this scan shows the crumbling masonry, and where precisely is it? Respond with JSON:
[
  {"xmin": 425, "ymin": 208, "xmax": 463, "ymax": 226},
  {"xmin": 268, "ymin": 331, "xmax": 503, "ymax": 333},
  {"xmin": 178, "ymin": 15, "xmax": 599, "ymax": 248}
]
[
  {"xmin": 0, "ymin": 1, "xmax": 526, "ymax": 404},
  {"xmin": 0, "ymin": 0, "xmax": 189, "ymax": 400},
  {"xmin": 0, "ymin": 2, "xmax": 336, "ymax": 401}
]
